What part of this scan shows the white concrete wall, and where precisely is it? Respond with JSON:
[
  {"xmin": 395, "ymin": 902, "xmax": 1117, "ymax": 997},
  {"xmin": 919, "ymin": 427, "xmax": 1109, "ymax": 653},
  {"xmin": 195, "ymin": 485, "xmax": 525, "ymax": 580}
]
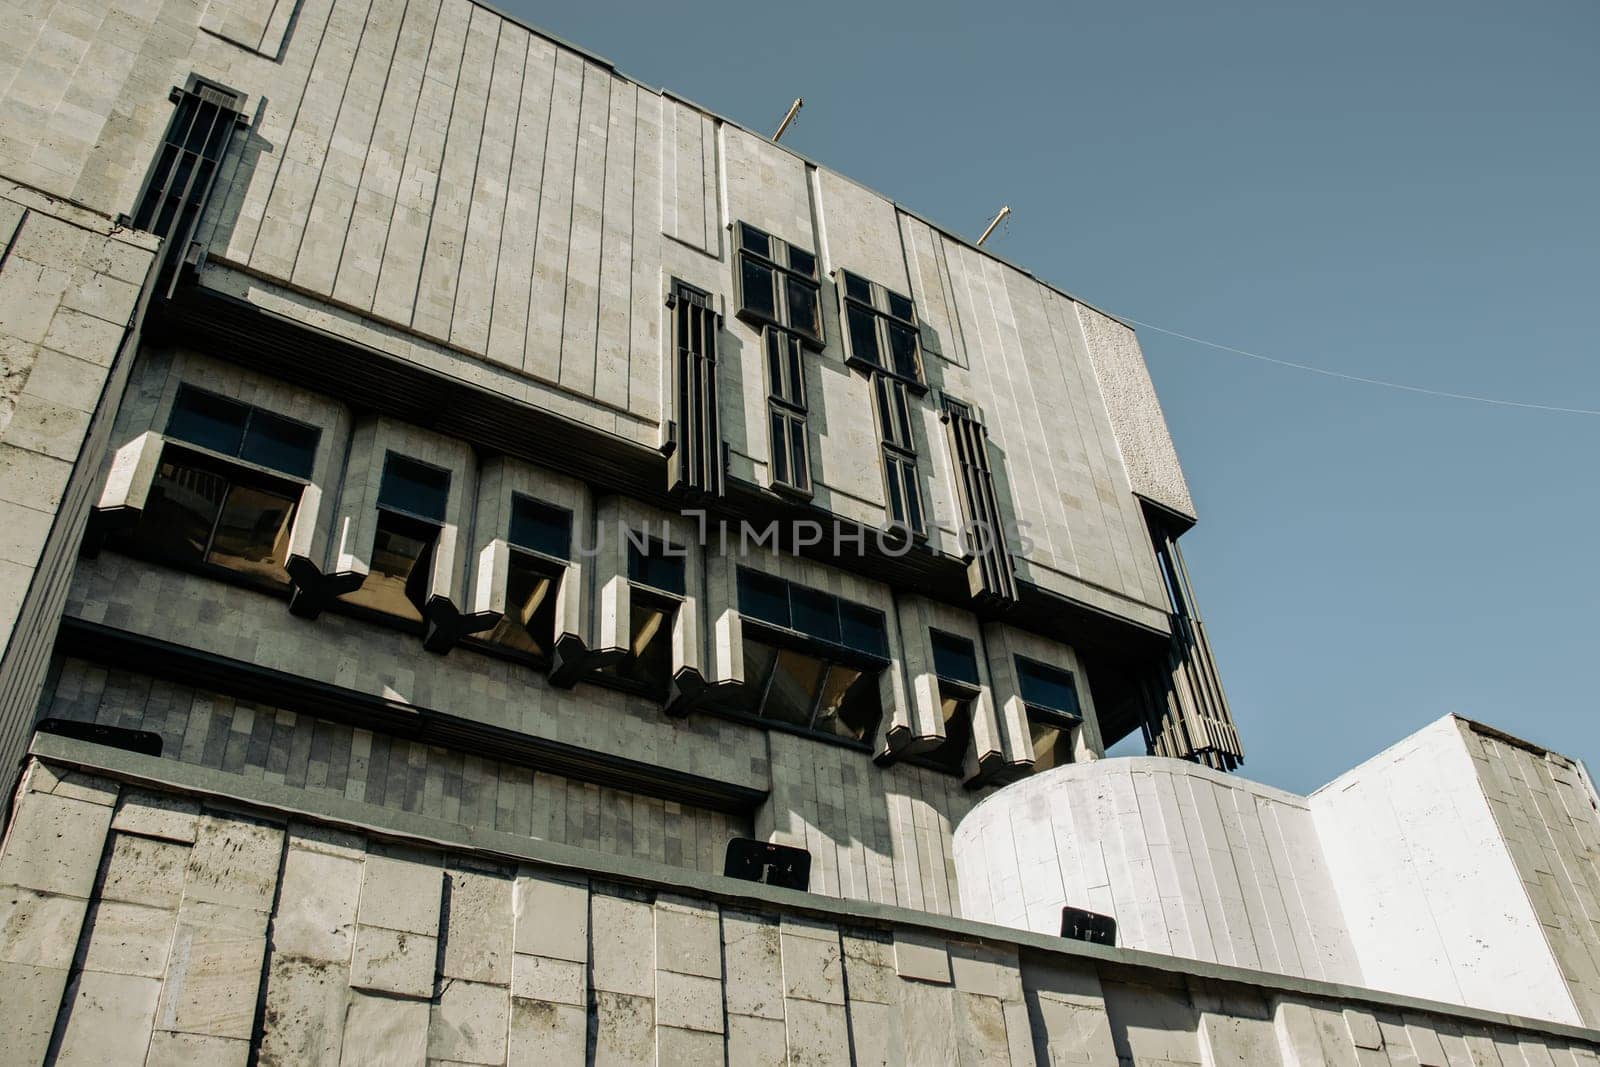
[
  {"xmin": 953, "ymin": 756, "xmax": 1362, "ymax": 985},
  {"xmin": 1312, "ymin": 715, "xmax": 1588, "ymax": 1028}
]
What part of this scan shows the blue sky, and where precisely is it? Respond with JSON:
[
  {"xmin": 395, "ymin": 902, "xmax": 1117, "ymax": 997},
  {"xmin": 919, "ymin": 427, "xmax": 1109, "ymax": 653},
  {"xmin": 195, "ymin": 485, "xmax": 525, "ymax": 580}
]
[{"xmin": 501, "ymin": 0, "xmax": 1599, "ymax": 793}]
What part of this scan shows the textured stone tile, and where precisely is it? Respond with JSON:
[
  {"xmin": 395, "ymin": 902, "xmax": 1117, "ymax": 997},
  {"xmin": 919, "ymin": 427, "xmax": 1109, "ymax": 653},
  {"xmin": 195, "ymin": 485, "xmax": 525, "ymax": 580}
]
[
  {"xmin": 593, "ymin": 990, "xmax": 655, "ymax": 1067},
  {"xmin": 0, "ymin": 790, "xmax": 113, "ymax": 897},
  {"xmin": 591, "ymin": 893, "xmax": 653, "ymax": 997},
  {"xmin": 727, "ymin": 1012, "xmax": 788, "ymax": 1067},
  {"xmin": 0, "ymin": 959, "xmax": 71, "ymax": 1065},
  {"xmin": 511, "ymin": 952, "xmax": 585, "ymax": 1006},
  {"xmin": 781, "ymin": 927, "xmax": 845, "ymax": 1006},
  {"xmin": 101, "ymin": 833, "xmax": 187, "ymax": 909},
  {"xmin": 360, "ymin": 853, "xmax": 443, "ymax": 935},
  {"xmin": 655, "ymin": 895, "xmax": 720, "ymax": 978},
  {"xmin": 144, "ymin": 1032, "xmax": 250, "ymax": 1067},
  {"xmin": 428, "ymin": 978, "xmax": 509, "ymax": 1065},
  {"xmin": 513, "ymin": 870, "xmax": 587, "ymax": 962},
  {"xmin": 351, "ymin": 924, "xmax": 436, "ymax": 998},
  {"xmin": 111, "ymin": 790, "xmax": 200, "ymax": 843},
  {"xmin": 0, "ymin": 885, "xmax": 87, "ymax": 969},
  {"xmin": 342, "ymin": 989, "xmax": 428, "ymax": 1066},
  {"xmin": 43, "ymin": 768, "xmax": 119, "ymax": 806},
  {"xmin": 157, "ymin": 901, "xmax": 269, "ymax": 1040},
  {"xmin": 80, "ymin": 899, "xmax": 174, "ymax": 978},
  {"xmin": 784, "ymin": 998, "xmax": 852, "ymax": 1066},
  {"xmin": 658, "ymin": 1024, "xmax": 725, "ymax": 1065},
  {"xmin": 55, "ymin": 969, "xmax": 161, "ymax": 1064},
  {"xmin": 273, "ymin": 845, "xmax": 360, "ymax": 962},
  {"xmin": 442, "ymin": 867, "xmax": 512, "ymax": 984},
  {"xmin": 183, "ymin": 814, "xmax": 284, "ymax": 912},
  {"xmin": 509, "ymin": 996, "xmax": 586, "ymax": 1064},
  {"xmin": 257, "ymin": 954, "xmax": 350, "ymax": 1065},
  {"xmin": 894, "ymin": 930, "xmax": 951, "ymax": 985},
  {"xmin": 656, "ymin": 969, "xmax": 723, "ymax": 1033},
  {"xmin": 723, "ymin": 913, "xmax": 783, "ymax": 1020}
]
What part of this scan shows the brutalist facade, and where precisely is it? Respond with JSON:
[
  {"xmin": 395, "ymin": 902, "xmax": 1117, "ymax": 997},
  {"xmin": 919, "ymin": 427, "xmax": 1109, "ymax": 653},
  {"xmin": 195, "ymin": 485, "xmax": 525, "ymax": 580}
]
[{"xmin": 0, "ymin": 1, "xmax": 1596, "ymax": 1064}]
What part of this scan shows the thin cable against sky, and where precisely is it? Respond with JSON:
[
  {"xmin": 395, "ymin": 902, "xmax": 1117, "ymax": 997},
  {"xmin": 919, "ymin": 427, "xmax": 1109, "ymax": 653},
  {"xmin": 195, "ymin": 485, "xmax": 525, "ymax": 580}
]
[{"xmin": 1121, "ymin": 317, "xmax": 1600, "ymax": 417}]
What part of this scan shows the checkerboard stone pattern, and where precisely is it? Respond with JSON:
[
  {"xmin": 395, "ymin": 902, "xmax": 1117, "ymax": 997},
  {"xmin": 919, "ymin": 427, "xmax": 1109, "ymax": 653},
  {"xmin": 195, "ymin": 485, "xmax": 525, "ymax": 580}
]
[{"xmin": 2, "ymin": 759, "xmax": 1595, "ymax": 1066}]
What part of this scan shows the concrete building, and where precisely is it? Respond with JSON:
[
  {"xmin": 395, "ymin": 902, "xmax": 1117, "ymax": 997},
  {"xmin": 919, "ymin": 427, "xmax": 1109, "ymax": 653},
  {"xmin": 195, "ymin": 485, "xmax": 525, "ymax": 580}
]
[{"xmin": 0, "ymin": 0, "xmax": 1594, "ymax": 1063}]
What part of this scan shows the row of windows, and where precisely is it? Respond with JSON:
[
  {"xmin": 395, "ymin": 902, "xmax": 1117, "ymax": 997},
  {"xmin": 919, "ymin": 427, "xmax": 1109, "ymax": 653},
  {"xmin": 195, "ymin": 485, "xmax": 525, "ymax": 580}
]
[{"xmin": 115, "ymin": 383, "xmax": 1078, "ymax": 775}]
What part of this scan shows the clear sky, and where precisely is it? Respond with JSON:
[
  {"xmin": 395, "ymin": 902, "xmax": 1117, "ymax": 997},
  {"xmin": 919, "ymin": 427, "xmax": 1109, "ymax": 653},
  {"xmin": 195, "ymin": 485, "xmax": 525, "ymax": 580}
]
[{"xmin": 501, "ymin": 0, "xmax": 1599, "ymax": 793}]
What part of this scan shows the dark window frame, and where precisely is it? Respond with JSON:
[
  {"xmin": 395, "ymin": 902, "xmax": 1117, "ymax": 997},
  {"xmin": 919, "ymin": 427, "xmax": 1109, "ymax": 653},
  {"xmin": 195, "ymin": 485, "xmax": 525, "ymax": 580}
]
[
  {"xmin": 733, "ymin": 222, "xmax": 824, "ymax": 348},
  {"xmin": 466, "ymin": 494, "xmax": 576, "ymax": 669},
  {"xmin": 909, "ymin": 629, "xmax": 983, "ymax": 776},
  {"xmin": 165, "ymin": 384, "xmax": 321, "ymax": 482},
  {"xmin": 764, "ymin": 326, "xmax": 812, "ymax": 496},
  {"xmin": 338, "ymin": 452, "xmax": 453, "ymax": 626},
  {"xmin": 838, "ymin": 268, "xmax": 925, "ymax": 389}
]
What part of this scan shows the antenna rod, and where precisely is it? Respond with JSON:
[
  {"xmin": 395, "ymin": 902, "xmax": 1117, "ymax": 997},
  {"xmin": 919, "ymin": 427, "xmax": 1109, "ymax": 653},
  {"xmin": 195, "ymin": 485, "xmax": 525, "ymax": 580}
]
[
  {"xmin": 773, "ymin": 98, "xmax": 803, "ymax": 142},
  {"xmin": 976, "ymin": 205, "xmax": 1011, "ymax": 247}
]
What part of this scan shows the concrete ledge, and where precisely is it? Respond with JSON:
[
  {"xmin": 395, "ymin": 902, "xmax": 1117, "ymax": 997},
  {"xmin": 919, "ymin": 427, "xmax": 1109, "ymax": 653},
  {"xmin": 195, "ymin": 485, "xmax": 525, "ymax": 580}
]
[{"xmin": 26, "ymin": 731, "xmax": 1600, "ymax": 1046}]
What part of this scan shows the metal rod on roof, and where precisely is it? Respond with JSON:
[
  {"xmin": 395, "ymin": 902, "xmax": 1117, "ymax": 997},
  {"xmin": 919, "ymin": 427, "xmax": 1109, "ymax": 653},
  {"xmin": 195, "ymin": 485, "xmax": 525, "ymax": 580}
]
[
  {"xmin": 773, "ymin": 98, "xmax": 803, "ymax": 142},
  {"xmin": 976, "ymin": 205, "xmax": 1011, "ymax": 247}
]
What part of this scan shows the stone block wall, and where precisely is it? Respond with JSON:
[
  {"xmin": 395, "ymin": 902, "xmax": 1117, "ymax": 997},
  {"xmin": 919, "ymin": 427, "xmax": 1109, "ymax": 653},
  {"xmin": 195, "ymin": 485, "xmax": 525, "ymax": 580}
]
[
  {"xmin": 0, "ymin": 181, "xmax": 156, "ymax": 790},
  {"xmin": 2, "ymin": 749, "xmax": 1595, "ymax": 1065}
]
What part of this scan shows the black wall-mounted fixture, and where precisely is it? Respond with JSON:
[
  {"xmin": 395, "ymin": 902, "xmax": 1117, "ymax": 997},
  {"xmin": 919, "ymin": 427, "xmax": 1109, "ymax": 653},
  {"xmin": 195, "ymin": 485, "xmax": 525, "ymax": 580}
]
[{"xmin": 723, "ymin": 838, "xmax": 811, "ymax": 891}]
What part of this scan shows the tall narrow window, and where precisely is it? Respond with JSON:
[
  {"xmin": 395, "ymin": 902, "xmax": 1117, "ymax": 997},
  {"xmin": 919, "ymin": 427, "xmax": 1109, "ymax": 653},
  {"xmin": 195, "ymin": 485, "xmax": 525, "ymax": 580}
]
[
  {"xmin": 839, "ymin": 270, "xmax": 923, "ymax": 384},
  {"xmin": 118, "ymin": 386, "xmax": 318, "ymax": 585},
  {"xmin": 483, "ymin": 496, "xmax": 573, "ymax": 662},
  {"xmin": 131, "ymin": 79, "xmax": 246, "ymax": 296},
  {"xmin": 342, "ymin": 454, "xmax": 450, "ymax": 623},
  {"xmin": 765, "ymin": 326, "xmax": 811, "ymax": 494},
  {"xmin": 667, "ymin": 281, "xmax": 724, "ymax": 499},
  {"xmin": 872, "ymin": 375, "xmax": 924, "ymax": 536},
  {"xmin": 1017, "ymin": 657, "xmax": 1082, "ymax": 772},
  {"xmin": 942, "ymin": 397, "xmax": 1017, "ymax": 605},
  {"xmin": 734, "ymin": 223, "xmax": 823, "ymax": 347}
]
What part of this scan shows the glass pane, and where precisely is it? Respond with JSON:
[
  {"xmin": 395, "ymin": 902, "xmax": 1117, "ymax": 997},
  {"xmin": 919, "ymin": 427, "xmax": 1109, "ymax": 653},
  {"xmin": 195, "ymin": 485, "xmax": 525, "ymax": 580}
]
[
  {"xmin": 886, "ymin": 290, "xmax": 915, "ymax": 323},
  {"xmin": 791, "ymin": 586, "xmax": 841, "ymax": 646},
  {"xmin": 737, "ymin": 569, "xmax": 790, "ymax": 628},
  {"xmin": 839, "ymin": 603, "xmax": 888, "ymax": 658},
  {"xmin": 930, "ymin": 630, "xmax": 980, "ymax": 687},
  {"xmin": 728, "ymin": 637, "xmax": 779, "ymax": 713},
  {"xmin": 741, "ymin": 257, "xmax": 776, "ymax": 319},
  {"xmin": 765, "ymin": 332, "xmax": 785, "ymax": 396},
  {"xmin": 343, "ymin": 511, "xmax": 435, "ymax": 621},
  {"xmin": 885, "ymin": 454, "xmax": 905, "ymax": 524},
  {"xmin": 902, "ymin": 464, "xmax": 924, "ymax": 533},
  {"xmin": 788, "ymin": 417, "xmax": 808, "ymax": 491},
  {"xmin": 206, "ymin": 483, "xmax": 296, "ymax": 580},
  {"xmin": 847, "ymin": 304, "xmax": 881, "ymax": 365},
  {"xmin": 509, "ymin": 496, "xmax": 572, "ymax": 559},
  {"xmin": 786, "ymin": 276, "xmax": 819, "ymax": 338},
  {"xmin": 888, "ymin": 321, "xmax": 921, "ymax": 380},
  {"xmin": 167, "ymin": 387, "xmax": 247, "ymax": 456},
  {"xmin": 486, "ymin": 555, "xmax": 557, "ymax": 657},
  {"xmin": 786, "ymin": 245, "xmax": 816, "ymax": 278},
  {"xmin": 1030, "ymin": 718, "xmax": 1074, "ymax": 771},
  {"xmin": 786, "ymin": 344, "xmax": 805, "ymax": 407},
  {"xmin": 922, "ymin": 693, "xmax": 973, "ymax": 774},
  {"xmin": 769, "ymin": 409, "xmax": 790, "ymax": 486},
  {"xmin": 843, "ymin": 271, "xmax": 873, "ymax": 303},
  {"xmin": 813, "ymin": 665, "xmax": 882, "ymax": 742},
  {"xmin": 378, "ymin": 455, "xmax": 450, "ymax": 522},
  {"xmin": 762, "ymin": 649, "xmax": 826, "ymax": 727},
  {"xmin": 617, "ymin": 601, "xmax": 673, "ymax": 696},
  {"xmin": 1018, "ymin": 659, "xmax": 1080, "ymax": 716},
  {"xmin": 139, "ymin": 461, "xmax": 227, "ymax": 564},
  {"xmin": 740, "ymin": 224, "xmax": 771, "ymax": 257},
  {"xmin": 890, "ymin": 382, "xmax": 914, "ymax": 447},
  {"xmin": 627, "ymin": 541, "xmax": 686, "ymax": 595},
  {"xmin": 241, "ymin": 409, "xmax": 319, "ymax": 479}
]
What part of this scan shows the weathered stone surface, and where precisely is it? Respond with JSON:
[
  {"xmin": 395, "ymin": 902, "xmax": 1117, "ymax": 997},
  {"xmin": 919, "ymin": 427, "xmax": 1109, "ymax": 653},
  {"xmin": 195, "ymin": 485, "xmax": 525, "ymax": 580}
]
[
  {"xmin": 592, "ymin": 893, "xmax": 655, "ymax": 996},
  {"xmin": 351, "ymin": 924, "xmax": 437, "ymax": 998},
  {"xmin": 360, "ymin": 853, "xmax": 443, "ymax": 935},
  {"xmin": 655, "ymin": 894, "xmax": 720, "ymax": 978},
  {"xmin": 0, "ymin": 959, "xmax": 70, "ymax": 1064},
  {"xmin": 724, "ymin": 912, "xmax": 784, "ymax": 1020},
  {"xmin": 145, "ymin": 1031, "xmax": 251, "ymax": 1067},
  {"xmin": 0, "ymin": 885, "xmax": 87, "ymax": 969},
  {"xmin": 658, "ymin": 1024, "xmax": 725, "ymax": 1065},
  {"xmin": 157, "ymin": 901, "xmax": 270, "ymax": 1039},
  {"xmin": 343, "ymin": 990, "xmax": 429, "ymax": 1066},
  {"xmin": 593, "ymin": 990, "xmax": 655, "ymax": 1067},
  {"xmin": 656, "ymin": 968, "xmax": 724, "ymax": 1033},
  {"xmin": 514, "ymin": 871, "xmax": 588, "ymax": 962},
  {"xmin": 257, "ymin": 954, "xmax": 349, "ymax": 1065},
  {"xmin": 273, "ymin": 845, "xmax": 361, "ymax": 962},
  {"xmin": 894, "ymin": 930, "xmax": 952, "ymax": 985},
  {"xmin": 442, "ymin": 867, "xmax": 512, "ymax": 984},
  {"xmin": 728, "ymin": 1012, "xmax": 789, "ymax": 1067},
  {"xmin": 112, "ymin": 790, "xmax": 201, "ymax": 843},
  {"xmin": 183, "ymin": 814, "xmax": 284, "ymax": 912},
  {"xmin": 0, "ymin": 790, "xmax": 113, "ymax": 897},
  {"xmin": 509, "ymin": 996, "xmax": 586, "ymax": 1064},
  {"xmin": 101, "ymin": 833, "xmax": 188, "ymax": 909},
  {"xmin": 80, "ymin": 899, "xmax": 175, "ymax": 978},
  {"xmin": 784, "ymin": 997, "xmax": 852, "ymax": 1066},
  {"xmin": 511, "ymin": 952, "xmax": 585, "ymax": 1006},
  {"xmin": 55, "ymin": 969, "xmax": 162, "ymax": 1064},
  {"xmin": 429, "ymin": 978, "xmax": 509, "ymax": 1064},
  {"xmin": 781, "ymin": 925, "xmax": 845, "ymax": 1006},
  {"xmin": 44, "ymin": 769, "xmax": 120, "ymax": 806}
]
